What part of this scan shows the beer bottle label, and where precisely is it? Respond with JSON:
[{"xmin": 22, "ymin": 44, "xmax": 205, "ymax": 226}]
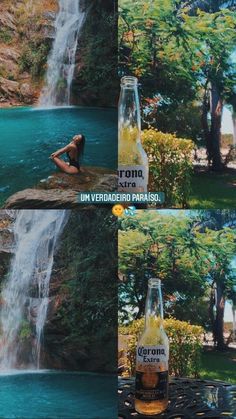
[
  {"xmin": 135, "ymin": 370, "xmax": 168, "ymax": 401},
  {"xmin": 118, "ymin": 165, "xmax": 148, "ymax": 192},
  {"xmin": 136, "ymin": 345, "xmax": 168, "ymax": 366},
  {"xmin": 135, "ymin": 345, "xmax": 168, "ymax": 401}
]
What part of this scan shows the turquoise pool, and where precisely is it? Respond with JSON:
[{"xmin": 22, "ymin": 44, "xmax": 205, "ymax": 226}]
[
  {"xmin": 0, "ymin": 107, "xmax": 117, "ymax": 205},
  {"xmin": 0, "ymin": 371, "xmax": 117, "ymax": 418}
]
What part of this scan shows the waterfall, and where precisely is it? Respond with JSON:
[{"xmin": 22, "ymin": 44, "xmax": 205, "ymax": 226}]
[
  {"xmin": 39, "ymin": 0, "xmax": 85, "ymax": 107},
  {"xmin": 0, "ymin": 210, "xmax": 68, "ymax": 370}
]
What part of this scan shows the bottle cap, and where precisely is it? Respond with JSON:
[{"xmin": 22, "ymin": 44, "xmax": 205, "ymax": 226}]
[{"xmin": 121, "ymin": 76, "xmax": 138, "ymax": 87}]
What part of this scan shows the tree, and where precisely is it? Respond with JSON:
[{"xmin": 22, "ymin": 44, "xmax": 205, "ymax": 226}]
[
  {"xmin": 119, "ymin": 0, "xmax": 202, "ymax": 140},
  {"xmin": 119, "ymin": 212, "xmax": 209, "ymax": 323},
  {"xmin": 226, "ymin": 92, "xmax": 236, "ymax": 145},
  {"xmin": 73, "ymin": 0, "xmax": 118, "ymax": 106},
  {"xmin": 181, "ymin": 0, "xmax": 236, "ymax": 170},
  {"xmin": 195, "ymin": 227, "xmax": 236, "ymax": 349},
  {"xmin": 119, "ymin": 0, "xmax": 236, "ymax": 170},
  {"xmin": 119, "ymin": 210, "xmax": 236, "ymax": 350}
]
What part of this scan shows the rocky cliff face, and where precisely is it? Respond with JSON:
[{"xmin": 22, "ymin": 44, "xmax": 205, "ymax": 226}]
[
  {"xmin": 0, "ymin": 209, "xmax": 117, "ymax": 372},
  {"xmin": 0, "ymin": 0, "xmax": 117, "ymax": 108},
  {"xmin": 0, "ymin": 211, "xmax": 15, "ymax": 279},
  {"xmin": 0, "ymin": 0, "xmax": 57, "ymax": 107}
]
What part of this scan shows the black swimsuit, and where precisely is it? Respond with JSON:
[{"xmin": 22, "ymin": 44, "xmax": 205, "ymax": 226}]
[{"xmin": 67, "ymin": 152, "xmax": 80, "ymax": 170}]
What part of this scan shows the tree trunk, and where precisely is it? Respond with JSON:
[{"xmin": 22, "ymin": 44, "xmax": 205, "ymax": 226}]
[
  {"xmin": 232, "ymin": 305, "xmax": 236, "ymax": 340},
  {"xmin": 209, "ymin": 83, "xmax": 223, "ymax": 171},
  {"xmin": 232, "ymin": 112, "xmax": 236, "ymax": 146},
  {"xmin": 214, "ymin": 281, "xmax": 226, "ymax": 350},
  {"xmin": 209, "ymin": 284, "xmax": 216, "ymax": 345},
  {"xmin": 202, "ymin": 88, "xmax": 212, "ymax": 166}
]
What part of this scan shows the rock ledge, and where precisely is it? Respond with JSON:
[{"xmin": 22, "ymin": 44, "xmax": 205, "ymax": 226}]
[{"xmin": 5, "ymin": 166, "xmax": 117, "ymax": 209}]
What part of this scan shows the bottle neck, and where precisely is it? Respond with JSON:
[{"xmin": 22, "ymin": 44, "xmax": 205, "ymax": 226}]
[
  {"xmin": 144, "ymin": 281, "xmax": 164, "ymax": 330},
  {"xmin": 118, "ymin": 85, "xmax": 141, "ymax": 143}
]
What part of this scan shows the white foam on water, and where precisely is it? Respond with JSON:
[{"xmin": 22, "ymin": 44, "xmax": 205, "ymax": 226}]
[{"xmin": 0, "ymin": 210, "xmax": 68, "ymax": 370}]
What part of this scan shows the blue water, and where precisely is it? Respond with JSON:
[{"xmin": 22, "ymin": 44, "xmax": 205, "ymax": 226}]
[
  {"xmin": 0, "ymin": 107, "xmax": 117, "ymax": 205},
  {"xmin": 0, "ymin": 371, "xmax": 117, "ymax": 419}
]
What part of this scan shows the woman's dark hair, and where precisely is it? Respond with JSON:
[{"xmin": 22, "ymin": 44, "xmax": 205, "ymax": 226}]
[{"xmin": 77, "ymin": 134, "xmax": 86, "ymax": 163}]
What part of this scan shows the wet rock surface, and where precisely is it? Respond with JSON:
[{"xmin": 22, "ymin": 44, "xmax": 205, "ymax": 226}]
[
  {"xmin": 5, "ymin": 166, "xmax": 117, "ymax": 209},
  {"xmin": 0, "ymin": 228, "xmax": 14, "ymax": 253},
  {"xmin": 38, "ymin": 167, "xmax": 117, "ymax": 191},
  {"xmin": 5, "ymin": 189, "xmax": 80, "ymax": 209},
  {"xmin": 0, "ymin": 212, "xmax": 15, "ymax": 279}
]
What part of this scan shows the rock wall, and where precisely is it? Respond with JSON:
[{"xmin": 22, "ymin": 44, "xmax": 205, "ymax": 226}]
[
  {"xmin": 0, "ymin": 0, "xmax": 58, "ymax": 107},
  {"xmin": 0, "ymin": 211, "xmax": 15, "ymax": 278},
  {"xmin": 0, "ymin": 209, "xmax": 117, "ymax": 372}
]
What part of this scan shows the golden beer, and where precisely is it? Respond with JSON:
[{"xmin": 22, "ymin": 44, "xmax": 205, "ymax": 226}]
[{"xmin": 118, "ymin": 76, "xmax": 149, "ymax": 192}]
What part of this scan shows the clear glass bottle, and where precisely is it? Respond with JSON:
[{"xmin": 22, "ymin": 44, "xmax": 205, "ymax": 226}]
[
  {"xmin": 118, "ymin": 76, "xmax": 149, "ymax": 192},
  {"xmin": 135, "ymin": 278, "xmax": 169, "ymax": 415}
]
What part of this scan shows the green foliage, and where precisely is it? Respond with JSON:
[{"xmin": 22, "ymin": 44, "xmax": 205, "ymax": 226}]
[
  {"xmin": 165, "ymin": 318, "xmax": 203, "ymax": 378},
  {"xmin": 221, "ymin": 134, "xmax": 234, "ymax": 148},
  {"xmin": 147, "ymin": 101, "xmax": 204, "ymax": 144},
  {"xmin": 19, "ymin": 40, "xmax": 50, "ymax": 79},
  {"xmin": 53, "ymin": 209, "xmax": 117, "ymax": 371},
  {"xmin": 7, "ymin": 74, "xmax": 16, "ymax": 81},
  {"xmin": 0, "ymin": 29, "xmax": 13, "ymax": 44},
  {"xmin": 56, "ymin": 78, "xmax": 67, "ymax": 90},
  {"xmin": 15, "ymin": 3, "xmax": 52, "ymax": 80},
  {"xmin": 119, "ymin": 212, "xmax": 208, "ymax": 323},
  {"xmin": 76, "ymin": 3, "xmax": 118, "ymax": 106},
  {"xmin": 142, "ymin": 129, "xmax": 194, "ymax": 207},
  {"xmin": 119, "ymin": 0, "xmax": 236, "ymax": 153},
  {"xmin": 0, "ymin": 7, "xmax": 50, "ymax": 80},
  {"xmin": 118, "ymin": 210, "xmax": 236, "ymax": 348},
  {"xmin": 19, "ymin": 321, "xmax": 31, "ymax": 341},
  {"xmin": 119, "ymin": 317, "xmax": 203, "ymax": 377},
  {"xmin": 120, "ymin": 0, "xmax": 236, "ymax": 95}
]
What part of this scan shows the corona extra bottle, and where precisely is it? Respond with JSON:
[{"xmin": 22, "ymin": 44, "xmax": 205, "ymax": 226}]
[
  {"xmin": 118, "ymin": 76, "xmax": 149, "ymax": 192},
  {"xmin": 135, "ymin": 278, "xmax": 169, "ymax": 415}
]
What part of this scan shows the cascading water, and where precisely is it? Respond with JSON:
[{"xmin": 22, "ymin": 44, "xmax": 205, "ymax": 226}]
[
  {"xmin": 39, "ymin": 0, "xmax": 85, "ymax": 107},
  {"xmin": 0, "ymin": 210, "xmax": 68, "ymax": 370}
]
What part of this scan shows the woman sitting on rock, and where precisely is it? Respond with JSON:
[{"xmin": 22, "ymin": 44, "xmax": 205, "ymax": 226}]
[{"xmin": 50, "ymin": 134, "xmax": 85, "ymax": 174}]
